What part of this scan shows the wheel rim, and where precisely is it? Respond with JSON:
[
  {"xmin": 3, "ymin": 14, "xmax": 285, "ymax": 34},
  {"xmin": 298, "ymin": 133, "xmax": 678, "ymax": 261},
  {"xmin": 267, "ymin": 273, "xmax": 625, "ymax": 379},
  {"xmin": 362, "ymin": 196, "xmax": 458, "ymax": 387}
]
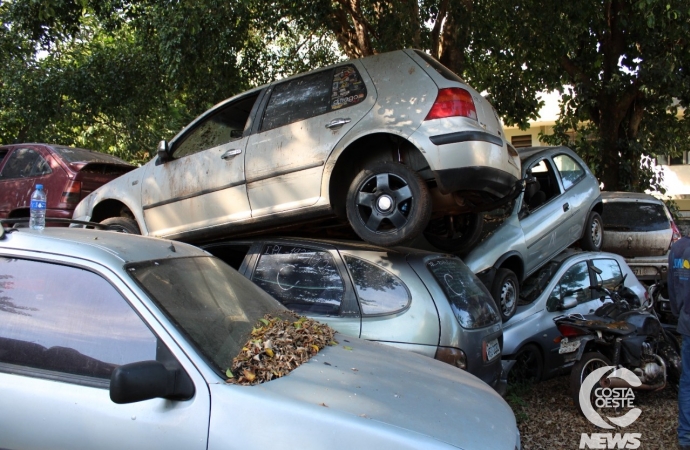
[
  {"xmin": 579, "ymin": 357, "xmax": 608, "ymax": 384},
  {"xmin": 500, "ymin": 279, "xmax": 517, "ymax": 314},
  {"xmin": 578, "ymin": 357, "xmax": 610, "ymax": 406},
  {"xmin": 590, "ymin": 217, "xmax": 603, "ymax": 248},
  {"xmin": 355, "ymin": 172, "xmax": 413, "ymax": 234}
]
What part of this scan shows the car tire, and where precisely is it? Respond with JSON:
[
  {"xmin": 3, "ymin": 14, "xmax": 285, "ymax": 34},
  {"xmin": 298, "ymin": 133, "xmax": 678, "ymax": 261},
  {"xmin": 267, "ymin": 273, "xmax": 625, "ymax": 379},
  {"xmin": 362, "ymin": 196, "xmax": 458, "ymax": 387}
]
[
  {"xmin": 580, "ymin": 211, "xmax": 603, "ymax": 251},
  {"xmin": 570, "ymin": 352, "xmax": 611, "ymax": 414},
  {"xmin": 491, "ymin": 268, "xmax": 519, "ymax": 322},
  {"xmin": 424, "ymin": 212, "xmax": 484, "ymax": 254},
  {"xmin": 509, "ymin": 344, "xmax": 543, "ymax": 384},
  {"xmin": 346, "ymin": 161, "xmax": 431, "ymax": 247},
  {"xmin": 101, "ymin": 217, "xmax": 141, "ymax": 234}
]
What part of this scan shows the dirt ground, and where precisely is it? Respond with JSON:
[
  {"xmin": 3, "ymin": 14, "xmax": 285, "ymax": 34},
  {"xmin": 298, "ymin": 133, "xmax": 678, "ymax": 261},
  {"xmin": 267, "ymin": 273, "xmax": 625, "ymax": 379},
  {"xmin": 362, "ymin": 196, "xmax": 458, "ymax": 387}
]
[{"xmin": 507, "ymin": 375, "xmax": 679, "ymax": 449}]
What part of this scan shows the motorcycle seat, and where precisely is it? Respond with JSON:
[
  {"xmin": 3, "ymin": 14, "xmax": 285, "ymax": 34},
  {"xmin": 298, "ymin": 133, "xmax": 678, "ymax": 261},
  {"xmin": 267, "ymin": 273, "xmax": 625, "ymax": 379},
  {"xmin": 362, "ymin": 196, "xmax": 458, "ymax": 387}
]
[{"xmin": 576, "ymin": 318, "xmax": 638, "ymax": 336}]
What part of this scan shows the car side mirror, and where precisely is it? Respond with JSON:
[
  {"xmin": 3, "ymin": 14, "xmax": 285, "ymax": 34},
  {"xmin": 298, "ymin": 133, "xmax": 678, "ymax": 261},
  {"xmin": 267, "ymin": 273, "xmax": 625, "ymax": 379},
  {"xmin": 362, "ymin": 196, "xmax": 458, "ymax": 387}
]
[
  {"xmin": 560, "ymin": 296, "xmax": 578, "ymax": 310},
  {"xmin": 110, "ymin": 360, "xmax": 194, "ymax": 404},
  {"xmin": 157, "ymin": 140, "xmax": 172, "ymax": 163}
]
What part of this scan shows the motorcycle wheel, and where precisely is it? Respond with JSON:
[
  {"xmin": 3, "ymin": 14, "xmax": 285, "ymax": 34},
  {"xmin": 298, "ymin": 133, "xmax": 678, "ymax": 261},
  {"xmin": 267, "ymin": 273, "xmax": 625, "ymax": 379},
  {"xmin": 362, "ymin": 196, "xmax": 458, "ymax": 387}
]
[{"xmin": 570, "ymin": 352, "xmax": 612, "ymax": 415}]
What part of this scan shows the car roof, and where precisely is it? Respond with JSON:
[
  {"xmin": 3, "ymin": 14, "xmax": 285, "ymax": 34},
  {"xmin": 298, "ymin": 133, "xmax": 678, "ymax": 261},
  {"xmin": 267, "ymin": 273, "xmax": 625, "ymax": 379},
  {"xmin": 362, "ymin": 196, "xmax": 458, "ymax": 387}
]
[
  {"xmin": 600, "ymin": 191, "xmax": 663, "ymax": 204},
  {"xmin": 205, "ymin": 235, "xmax": 453, "ymax": 258},
  {"xmin": 0, "ymin": 227, "xmax": 206, "ymax": 266},
  {"xmin": 516, "ymin": 145, "xmax": 570, "ymax": 162}
]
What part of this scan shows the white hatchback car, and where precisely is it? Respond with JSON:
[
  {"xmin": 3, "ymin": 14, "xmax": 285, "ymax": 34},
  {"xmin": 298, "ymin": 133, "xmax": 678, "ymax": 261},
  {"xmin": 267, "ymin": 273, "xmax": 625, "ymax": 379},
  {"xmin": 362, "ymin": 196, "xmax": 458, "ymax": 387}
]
[{"xmin": 73, "ymin": 49, "xmax": 521, "ymax": 250}]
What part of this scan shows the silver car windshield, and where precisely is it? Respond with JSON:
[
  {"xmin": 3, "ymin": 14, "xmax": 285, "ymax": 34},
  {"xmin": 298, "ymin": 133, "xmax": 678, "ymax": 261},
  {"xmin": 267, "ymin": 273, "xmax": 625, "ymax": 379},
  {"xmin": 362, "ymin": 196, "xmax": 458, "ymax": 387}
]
[
  {"xmin": 427, "ymin": 258, "xmax": 500, "ymax": 329},
  {"xmin": 126, "ymin": 256, "xmax": 287, "ymax": 375}
]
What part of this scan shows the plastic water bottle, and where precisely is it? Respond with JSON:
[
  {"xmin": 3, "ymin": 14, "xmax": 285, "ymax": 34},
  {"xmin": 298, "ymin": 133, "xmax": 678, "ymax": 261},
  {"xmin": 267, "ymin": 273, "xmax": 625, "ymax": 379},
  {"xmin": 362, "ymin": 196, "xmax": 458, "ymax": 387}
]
[{"xmin": 30, "ymin": 184, "xmax": 46, "ymax": 230}]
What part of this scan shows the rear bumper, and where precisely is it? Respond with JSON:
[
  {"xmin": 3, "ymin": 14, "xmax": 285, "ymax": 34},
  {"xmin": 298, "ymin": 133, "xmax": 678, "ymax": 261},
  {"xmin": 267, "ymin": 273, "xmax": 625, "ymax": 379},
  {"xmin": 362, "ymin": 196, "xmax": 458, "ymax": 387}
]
[
  {"xmin": 624, "ymin": 253, "xmax": 669, "ymax": 282},
  {"xmin": 433, "ymin": 166, "xmax": 520, "ymax": 200}
]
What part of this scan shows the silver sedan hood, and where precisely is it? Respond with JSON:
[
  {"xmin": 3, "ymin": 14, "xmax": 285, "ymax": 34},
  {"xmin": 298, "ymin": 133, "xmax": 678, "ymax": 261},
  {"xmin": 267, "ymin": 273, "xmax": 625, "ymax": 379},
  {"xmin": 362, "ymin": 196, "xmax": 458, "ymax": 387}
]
[{"xmin": 208, "ymin": 336, "xmax": 518, "ymax": 449}]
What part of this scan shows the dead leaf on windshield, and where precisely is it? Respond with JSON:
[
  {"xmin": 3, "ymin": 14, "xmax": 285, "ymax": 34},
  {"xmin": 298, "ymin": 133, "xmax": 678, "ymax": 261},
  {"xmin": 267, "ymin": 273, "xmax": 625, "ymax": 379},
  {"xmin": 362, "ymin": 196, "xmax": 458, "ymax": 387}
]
[{"xmin": 226, "ymin": 311, "xmax": 337, "ymax": 386}]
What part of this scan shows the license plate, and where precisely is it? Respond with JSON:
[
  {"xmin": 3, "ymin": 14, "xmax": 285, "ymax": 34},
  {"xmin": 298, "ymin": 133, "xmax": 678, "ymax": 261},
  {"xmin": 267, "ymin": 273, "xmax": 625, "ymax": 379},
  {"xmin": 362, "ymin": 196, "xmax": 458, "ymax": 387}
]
[
  {"xmin": 485, "ymin": 338, "xmax": 500, "ymax": 361},
  {"xmin": 632, "ymin": 267, "xmax": 659, "ymax": 277},
  {"xmin": 559, "ymin": 337, "xmax": 581, "ymax": 354}
]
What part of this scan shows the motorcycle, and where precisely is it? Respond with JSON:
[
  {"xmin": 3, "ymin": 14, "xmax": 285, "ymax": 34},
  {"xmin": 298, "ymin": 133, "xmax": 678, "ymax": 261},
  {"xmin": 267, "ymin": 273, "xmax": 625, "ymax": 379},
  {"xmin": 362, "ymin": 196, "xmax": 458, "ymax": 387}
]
[{"xmin": 554, "ymin": 270, "xmax": 681, "ymax": 414}]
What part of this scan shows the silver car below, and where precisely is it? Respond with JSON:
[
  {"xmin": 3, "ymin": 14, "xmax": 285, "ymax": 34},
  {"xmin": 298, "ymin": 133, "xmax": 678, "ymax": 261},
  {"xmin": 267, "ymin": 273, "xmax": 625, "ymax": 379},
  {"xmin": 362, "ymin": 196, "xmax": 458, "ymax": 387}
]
[
  {"xmin": 501, "ymin": 250, "xmax": 646, "ymax": 381},
  {"xmin": 463, "ymin": 146, "xmax": 603, "ymax": 322},
  {"xmin": 0, "ymin": 226, "xmax": 520, "ymax": 450},
  {"xmin": 202, "ymin": 237, "xmax": 504, "ymax": 391}
]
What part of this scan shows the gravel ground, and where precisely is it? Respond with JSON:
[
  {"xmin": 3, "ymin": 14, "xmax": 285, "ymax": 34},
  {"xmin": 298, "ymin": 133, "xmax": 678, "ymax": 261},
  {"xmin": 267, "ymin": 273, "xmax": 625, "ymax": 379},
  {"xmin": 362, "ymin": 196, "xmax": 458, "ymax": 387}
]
[{"xmin": 507, "ymin": 375, "xmax": 679, "ymax": 449}]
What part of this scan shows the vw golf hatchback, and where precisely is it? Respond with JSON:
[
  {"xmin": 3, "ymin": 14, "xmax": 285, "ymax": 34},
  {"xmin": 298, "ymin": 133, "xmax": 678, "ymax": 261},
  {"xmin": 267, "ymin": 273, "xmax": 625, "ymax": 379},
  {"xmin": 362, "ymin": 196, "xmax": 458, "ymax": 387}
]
[{"xmin": 73, "ymin": 49, "xmax": 521, "ymax": 250}]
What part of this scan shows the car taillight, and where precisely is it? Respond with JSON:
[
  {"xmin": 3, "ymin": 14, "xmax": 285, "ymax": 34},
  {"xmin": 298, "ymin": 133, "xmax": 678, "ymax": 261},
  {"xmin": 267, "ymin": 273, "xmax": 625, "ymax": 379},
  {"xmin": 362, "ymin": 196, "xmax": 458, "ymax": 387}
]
[
  {"xmin": 425, "ymin": 88, "xmax": 478, "ymax": 121},
  {"xmin": 671, "ymin": 220, "xmax": 681, "ymax": 245},
  {"xmin": 557, "ymin": 324, "xmax": 586, "ymax": 338},
  {"xmin": 435, "ymin": 347, "xmax": 467, "ymax": 370},
  {"xmin": 61, "ymin": 181, "xmax": 82, "ymax": 205}
]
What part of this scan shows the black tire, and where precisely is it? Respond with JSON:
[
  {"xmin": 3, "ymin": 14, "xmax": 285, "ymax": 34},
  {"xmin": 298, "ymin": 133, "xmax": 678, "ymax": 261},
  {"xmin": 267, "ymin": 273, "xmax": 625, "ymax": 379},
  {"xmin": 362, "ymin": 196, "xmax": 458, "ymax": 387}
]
[
  {"xmin": 424, "ymin": 212, "xmax": 484, "ymax": 254},
  {"xmin": 570, "ymin": 352, "xmax": 611, "ymax": 414},
  {"xmin": 662, "ymin": 330, "xmax": 682, "ymax": 385},
  {"xmin": 345, "ymin": 161, "xmax": 431, "ymax": 247},
  {"xmin": 509, "ymin": 344, "xmax": 543, "ymax": 384},
  {"xmin": 491, "ymin": 268, "xmax": 519, "ymax": 322},
  {"xmin": 580, "ymin": 211, "xmax": 603, "ymax": 251},
  {"xmin": 101, "ymin": 217, "xmax": 141, "ymax": 234}
]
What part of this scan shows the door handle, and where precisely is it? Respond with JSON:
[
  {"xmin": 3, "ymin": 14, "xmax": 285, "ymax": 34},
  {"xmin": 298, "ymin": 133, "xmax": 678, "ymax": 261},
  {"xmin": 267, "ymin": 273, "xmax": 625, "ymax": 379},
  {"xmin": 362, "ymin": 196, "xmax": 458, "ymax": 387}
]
[
  {"xmin": 563, "ymin": 202, "xmax": 570, "ymax": 212},
  {"xmin": 221, "ymin": 149, "xmax": 242, "ymax": 160},
  {"xmin": 325, "ymin": 118, "xmax": 351, "ymax": 129}
]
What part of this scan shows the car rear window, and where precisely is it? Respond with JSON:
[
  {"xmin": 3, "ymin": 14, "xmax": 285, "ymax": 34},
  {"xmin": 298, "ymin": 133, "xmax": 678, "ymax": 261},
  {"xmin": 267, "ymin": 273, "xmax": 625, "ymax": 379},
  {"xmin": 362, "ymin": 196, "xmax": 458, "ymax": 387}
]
[
  {"xmin": 427, "ymin": 258, "xmax": 500, "ymax": 329},
  {"xmin": 602, "ymin": 202, "xmax": 670, "ymax": 232},
  {"xmin": 52, "ymin": 146, "xmax": 131, "ymax": 165}
]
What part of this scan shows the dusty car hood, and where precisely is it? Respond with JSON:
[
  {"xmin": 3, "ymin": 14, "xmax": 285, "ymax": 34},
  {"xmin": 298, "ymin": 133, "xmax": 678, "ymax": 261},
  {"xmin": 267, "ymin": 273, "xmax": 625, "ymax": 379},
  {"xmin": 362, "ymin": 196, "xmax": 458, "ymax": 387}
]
[{"xmin": 208, "ymin": 336, "xmax": 517, "ymax": 449}]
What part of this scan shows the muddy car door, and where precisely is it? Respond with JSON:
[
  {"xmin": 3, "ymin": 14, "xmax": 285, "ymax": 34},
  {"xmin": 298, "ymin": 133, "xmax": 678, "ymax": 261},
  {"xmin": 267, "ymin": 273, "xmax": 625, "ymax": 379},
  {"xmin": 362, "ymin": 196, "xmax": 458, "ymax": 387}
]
[
  {"xmin": 245, "ymin": 63, "xmax": 375, "ymax": 217},
  {"xmin": 141, "ymin": 92, "xmax": 261, "ymax": 237}
]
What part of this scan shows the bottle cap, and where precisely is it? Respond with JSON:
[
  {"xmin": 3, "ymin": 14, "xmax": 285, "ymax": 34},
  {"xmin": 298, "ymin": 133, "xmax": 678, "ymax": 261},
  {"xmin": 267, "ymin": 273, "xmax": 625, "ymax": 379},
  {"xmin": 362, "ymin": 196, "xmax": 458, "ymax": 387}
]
[{"xmin": 36, "ymin": 184, "xmax": 43, "ymax": 189}]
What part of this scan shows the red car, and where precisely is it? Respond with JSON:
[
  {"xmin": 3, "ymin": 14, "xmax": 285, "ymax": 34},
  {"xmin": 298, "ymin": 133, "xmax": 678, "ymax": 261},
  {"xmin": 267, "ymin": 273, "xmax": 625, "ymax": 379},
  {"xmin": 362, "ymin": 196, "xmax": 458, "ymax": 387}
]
[{"xmin": 0, "ymin": 144, "xmax": 134, "ymax": 224}]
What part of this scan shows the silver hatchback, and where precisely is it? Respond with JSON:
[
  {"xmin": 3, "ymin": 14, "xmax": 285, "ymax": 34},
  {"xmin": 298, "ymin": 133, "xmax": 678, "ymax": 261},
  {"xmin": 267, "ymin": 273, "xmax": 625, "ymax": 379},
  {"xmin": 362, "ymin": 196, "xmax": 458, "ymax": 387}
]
[
  {"xmin": 501, "ymin": 250, "xmax": 646, "ymax": 381},
  {"xmin": 463, "ymin": 146, "xmax": 603, "ymax": 321},
  {"xmin": 73, "ymin": 49, "xmax": 520, "ymax": 250},
  {"xmin": 0, "ymin": 226, "xmax": 520, "ymax": 449},
  {"xmin": 202, "ymin": 237, "xmax": 505, "ymax": 391}
]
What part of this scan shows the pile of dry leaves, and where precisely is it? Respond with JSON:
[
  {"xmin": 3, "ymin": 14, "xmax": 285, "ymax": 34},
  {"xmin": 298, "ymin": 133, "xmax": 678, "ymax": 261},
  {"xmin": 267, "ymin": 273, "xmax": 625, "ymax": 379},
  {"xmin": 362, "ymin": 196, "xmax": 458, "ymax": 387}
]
[{"xmin": 226, "ymin": 312, "xmax": 337, "ymax": 385}]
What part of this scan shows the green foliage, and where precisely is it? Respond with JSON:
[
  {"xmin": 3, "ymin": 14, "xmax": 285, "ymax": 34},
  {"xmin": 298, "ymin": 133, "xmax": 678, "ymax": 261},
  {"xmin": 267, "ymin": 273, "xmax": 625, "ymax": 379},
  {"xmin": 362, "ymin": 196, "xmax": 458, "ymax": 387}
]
[{"xmin": 1, "ymin": 0, "xmax": 689, "ymax": 194}]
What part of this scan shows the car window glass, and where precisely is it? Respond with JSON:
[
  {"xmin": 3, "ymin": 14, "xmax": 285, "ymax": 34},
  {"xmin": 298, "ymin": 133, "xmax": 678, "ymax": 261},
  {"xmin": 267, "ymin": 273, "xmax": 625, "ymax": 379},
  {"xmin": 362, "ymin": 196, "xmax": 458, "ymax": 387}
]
[
  {"xmin": 0, "ymin": 257, "xmax": 157, "ymax": 380},
  {"xmin": 0, "ymin": 148, "xmax": 52, "ymax": 180},
  {"xmin": 602, "ymin": 202, "xmax": 670, "ymax": 232},
  {"xmin": 426, "ymin": 258, "xmax": 500, "ymax": 329},
  {"xmin": 343, "ymin": 255, "xmax": 409, "ymax": 315},
  {"xmin": 520, "ymin": 259, "xmax": 563, "ymax": 304},
  {"xmin": 591, "ymin": 258, "xmax": 623, "ymax": 290},
  {"xmin": 553, "ymin": 153, "xmax": 585, "ymax": 190},
  {"xmin": 251, "ymin": 244, "xmax": 344, "ymax": 316},
  {"xmin": 172, "ymin": 93, "xmax": 260, "ymax": 158},
  {"xmin": 52, "ymin": 146, "xmax": 131, "ymax": 165},
  {"xmin": 330, "ymin": 65, "xmax": 367, "ymax": 111},
  {"xmin": 261, "ymin": 70, "xmax": 333, "ymax": 132},
  {"xmin": 547, "ymin": 261, "xmax": 591, "ymax": 311}
]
